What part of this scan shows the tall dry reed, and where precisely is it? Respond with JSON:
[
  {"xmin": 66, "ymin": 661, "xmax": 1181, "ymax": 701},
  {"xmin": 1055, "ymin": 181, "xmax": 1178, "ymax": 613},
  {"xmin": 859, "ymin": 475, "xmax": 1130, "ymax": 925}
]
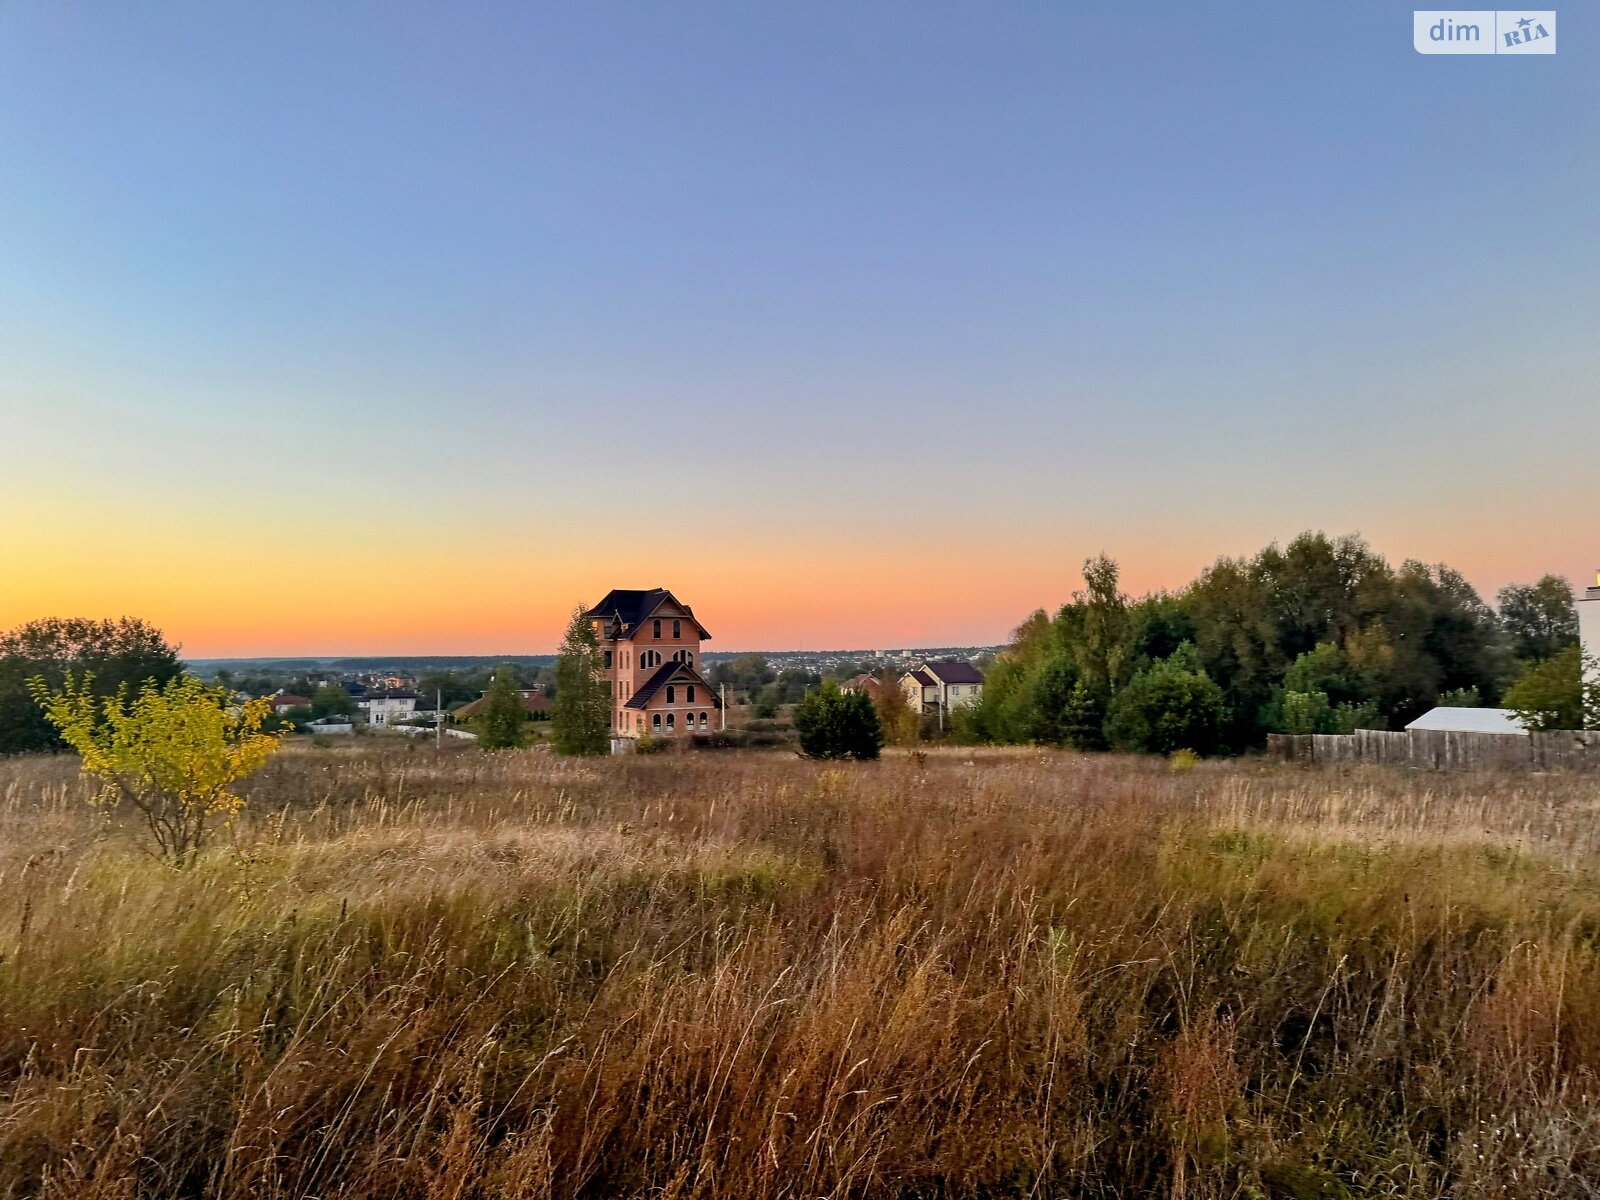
[{"xmin": 2, "ymin": 743, "xmax": 1599, "ymax": 1198}]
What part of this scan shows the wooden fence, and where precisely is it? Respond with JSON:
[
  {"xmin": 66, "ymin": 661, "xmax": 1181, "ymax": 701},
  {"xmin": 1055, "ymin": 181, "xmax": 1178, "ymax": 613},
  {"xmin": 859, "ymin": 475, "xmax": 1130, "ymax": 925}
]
[{"xmin": 1267, "ymin": 729, "xmax": 1600, "ymax": 774}]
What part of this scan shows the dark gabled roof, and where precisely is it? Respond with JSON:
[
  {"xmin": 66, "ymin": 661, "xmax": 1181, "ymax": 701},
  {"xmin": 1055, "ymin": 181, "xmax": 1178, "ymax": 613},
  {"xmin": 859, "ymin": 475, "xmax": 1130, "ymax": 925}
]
[
  {"xmin": 624, "ymin": 661, "xmax": 722, "ymax": 710},
  {"xmin": 922, "ymin": 661, "xmax": 984, "ymax": 685},
  {"xmin": 269, "ymin": 693, "xmax": 311, "ymax": 706},
  {"xmin": 364, "ymin": 688, "xmax": 417, "ymax": 700},
  {"xmin": 906, "ymin": 669, "xmax": 937, "ymax": 687},
  {"xmin": 584, "ymin": 588, "xmax": 712, "ymax": 641}
]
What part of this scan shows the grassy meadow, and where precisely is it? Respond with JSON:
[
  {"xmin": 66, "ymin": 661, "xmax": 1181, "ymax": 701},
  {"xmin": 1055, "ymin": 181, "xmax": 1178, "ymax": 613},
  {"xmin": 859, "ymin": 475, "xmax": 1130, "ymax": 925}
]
[{"xmin": 3, "ymin": 742, "xmax": 1600, "ymax": 1198}]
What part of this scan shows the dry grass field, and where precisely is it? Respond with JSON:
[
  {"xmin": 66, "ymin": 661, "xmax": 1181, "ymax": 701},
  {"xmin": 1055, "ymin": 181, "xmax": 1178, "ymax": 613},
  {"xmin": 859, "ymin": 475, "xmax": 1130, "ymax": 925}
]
[{"xmin": 4, "ymin": 743, "xmax": 1600, "ymax": 1199}]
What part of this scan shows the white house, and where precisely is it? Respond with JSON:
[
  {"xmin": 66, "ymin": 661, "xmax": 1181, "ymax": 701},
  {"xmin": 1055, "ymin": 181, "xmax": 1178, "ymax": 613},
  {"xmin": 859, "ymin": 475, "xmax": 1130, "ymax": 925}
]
[
  {"xmin": 901, "ymin": 661, "xmax": 985, "ymax": 716},
  {"xmin": 1580, "ymin": 571, "xmax": 1600, "ymax": 730},
  {"xmin": 360, "ymin": 688, "xmax": 418, "ymax": 727}
]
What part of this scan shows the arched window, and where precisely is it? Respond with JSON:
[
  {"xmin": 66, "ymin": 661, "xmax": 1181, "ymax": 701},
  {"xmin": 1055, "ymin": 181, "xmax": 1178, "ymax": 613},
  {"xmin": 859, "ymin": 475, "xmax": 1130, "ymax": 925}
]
[
  {"xmin": 666, "ymin": 713, "xmax": 675, "ymax": 732},
  {"xmin": 671, "ymin": 649, "xmax": 695, "ymax": 666},
  {"xmin": 666, "ymin": 685, "xmax": 676, "ymax": 704},
  {"xmin": 672, "ymin": 619, "xmax": 681, "ymax": 639},
  {"xmin": 641, "ymin": 650, "xmax": 661, "ymax": 669},
  {"xmin": 653, "ymin": 619, "xmax": 661, "ymax": 639},
  {"xmin": 699, "ymin": 712, "xmax": 708, "ymax": 730},
  {"xmin": 652, "ymin": 713, "xmax": 661, "ymax": 730},
  {"xmin": 686, "ymin": 685, "xmax": 695, "ymax": 703}
]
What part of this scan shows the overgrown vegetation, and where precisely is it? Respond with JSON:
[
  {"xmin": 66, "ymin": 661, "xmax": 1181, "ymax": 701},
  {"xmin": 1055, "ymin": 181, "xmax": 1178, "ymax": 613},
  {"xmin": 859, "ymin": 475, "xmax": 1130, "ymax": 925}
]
[
  {"xmin": 793, "ymin": 680, "xmax": 883, "ymax": 760},
  {"xmin": 3, "ymin": 742, "xmax": 1600, "ymax": 1197},
  {"xmin": 962, "ymin": 532, "xmax": 1586, "ymax": 753},
  {"xmin": 27, "ymin": 673, "xmax": 284, "ymax": 865}
]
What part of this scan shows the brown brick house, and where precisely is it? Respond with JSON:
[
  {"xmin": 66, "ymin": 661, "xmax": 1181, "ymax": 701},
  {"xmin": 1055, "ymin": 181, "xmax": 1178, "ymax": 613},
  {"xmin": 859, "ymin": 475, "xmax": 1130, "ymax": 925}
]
[{"xmin": 584, "ymin": 588, "xmax": 722, "ymax": 739}]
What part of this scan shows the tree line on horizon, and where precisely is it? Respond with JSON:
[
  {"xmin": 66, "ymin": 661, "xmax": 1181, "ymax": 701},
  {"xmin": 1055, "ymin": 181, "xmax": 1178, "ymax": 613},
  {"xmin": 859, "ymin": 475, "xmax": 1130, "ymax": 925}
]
[
  {"xmin": 954, "ymin": 531, "xmax": 1591, "ymax": 754},
  {"xmin": 0, "ymin": 531, "xmax": 1590, "ymax": 759}
]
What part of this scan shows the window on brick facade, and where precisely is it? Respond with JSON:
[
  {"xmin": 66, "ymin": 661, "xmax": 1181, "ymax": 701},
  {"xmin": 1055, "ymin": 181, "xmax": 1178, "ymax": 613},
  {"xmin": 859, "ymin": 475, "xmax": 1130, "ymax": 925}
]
[
  {"xmin": 666, "ymin": 685, "xmax": 675, "ymax": 703},
  {"xmin": 653, "ymin": 619, "xmax": 661, "ymax": 638},
  {"xmin": 666, "ymin": 713, "xmax": 675, "ymax": 732},
  {"xmin": 652, "ymin": 713, "xmax": 661, "ymax": 730},
  {"xmin": 672, "ymin": 619, "xmax": 681, "ymax": 638},
  {"xmin": 687, "ymin": 685, "xmax": 695, "ymax": 703}
]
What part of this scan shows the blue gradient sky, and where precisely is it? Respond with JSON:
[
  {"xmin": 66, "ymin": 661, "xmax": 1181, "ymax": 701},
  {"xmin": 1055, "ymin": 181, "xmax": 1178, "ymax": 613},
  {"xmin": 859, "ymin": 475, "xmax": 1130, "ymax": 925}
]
[{"xmin": 2, "ymin": 2, "xmax": 1596, "ymax": 655}]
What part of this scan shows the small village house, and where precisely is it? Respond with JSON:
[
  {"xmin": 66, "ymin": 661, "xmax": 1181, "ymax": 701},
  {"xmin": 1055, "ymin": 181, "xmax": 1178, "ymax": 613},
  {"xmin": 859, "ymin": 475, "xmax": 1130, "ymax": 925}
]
[
  {"xmin": 267, "ymin": 692, "xmax": 311, "ymax": 715},
  {"xmin": 586, "ymin": 588, "xmax": 721, "ymax": 741},
  {"xmin": 840, "ymin": 673, "xmax": 884, "ymax": 698},
  {"xmin": 901, "ymin": 661, "xmax": 985, "ymax": 716},
  {"xmin": 452, "ymin": 684, "xmax": 551, "ymax": 722}
]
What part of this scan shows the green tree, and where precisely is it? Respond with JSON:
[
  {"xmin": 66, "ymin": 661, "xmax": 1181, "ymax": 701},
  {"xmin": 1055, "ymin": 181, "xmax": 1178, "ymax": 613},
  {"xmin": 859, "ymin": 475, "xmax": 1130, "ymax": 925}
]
[
  {"xmin": 1497, "ymin": 576, "xmax": 1577, "ymax": 663},
  {"xmin": 1059, "ymin": 554, "xmax": 1132, "ymax": 701},
  {"xmin": 793, "ymin": 682, "xmax": 884, "ymax": 760},
  {"xmin": 310, "ymin": 684, "xmax": 355, "ymax": 719},
  {"xmin": 1104, "ymin": 656, "xmax": 1225, "ymax": 756},
  {"xmin": 551, "ymin": 607, "xmax": 611, "ymax": 755},
  {"xmin": 1027, "ymin": 654, "xmax": 1082, "ymax": 747},
  {"xmin": 1502, "ymin": 645, "xmax": 1591, "ymax": 732},
  {"xmin": 0, "ymin": 617, "xmax": 184, "ymax": 755},
  {"xmin": 477, "ymin": 668, "xmax": 529, "ymax": 750},
  {"xmin": 871, "ymin": 675, "xmax": 918, "ymax": 745}
]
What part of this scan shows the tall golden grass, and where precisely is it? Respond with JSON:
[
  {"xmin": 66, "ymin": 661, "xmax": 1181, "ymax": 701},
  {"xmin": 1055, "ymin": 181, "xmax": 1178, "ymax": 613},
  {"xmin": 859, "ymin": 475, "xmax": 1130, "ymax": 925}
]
[{"xmin": 2, "ymin": 742, "xmax": 1600, "ymax": 1198}]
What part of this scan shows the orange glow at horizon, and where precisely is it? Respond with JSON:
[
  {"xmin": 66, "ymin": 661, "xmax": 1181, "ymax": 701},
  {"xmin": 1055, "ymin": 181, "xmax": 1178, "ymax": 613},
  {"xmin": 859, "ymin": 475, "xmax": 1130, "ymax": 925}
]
[{"xmin": 4, "ymin": 497, "xmax": 1589, "ymax": 658}]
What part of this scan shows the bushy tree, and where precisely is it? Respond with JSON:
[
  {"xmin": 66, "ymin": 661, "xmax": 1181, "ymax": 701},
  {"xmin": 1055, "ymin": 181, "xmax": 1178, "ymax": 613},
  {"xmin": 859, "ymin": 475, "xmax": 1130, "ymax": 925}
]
[
  {"xmin": 1104, "ymin": 655, "xmax": 1224, "ymax": 756},
  {"xmin": 477, "ymin": 668, "xmax": 528, "ymax": 750},
  {"xmin": 793, "ymin": 682, "xmax": 883, "ymax": 760},
  {"xmin": 310, "ymin": 684, "xmax": 355, "ymax": 719},
  {"xmin": 552, "ymin": 607, "xmax": 610, "ymax": 755},
  {"xmin": 960, "ymin": 532, "xmax": 1519, "ymax": 756},
  {"xmin": 1498, "ymin": 576, "xmax": 1577, "ymax": 663},
  {"xmin": 1502, "ymin": 645, "xmax": 1593, "ymax": 732},
  {"xmin": 1026, "ymin": 655, "xmax": 1081, "ymax": 747},
  {"xmin": 0, "ymin": 617, "xmax": 183, "ymax": 754},
  {"xmin": 871, "ymin": 674, "xmax": 918, "ymax": 745},
  {"xmin": 29, "ymin": 673, "xmax": 284, "ymax": 865}
]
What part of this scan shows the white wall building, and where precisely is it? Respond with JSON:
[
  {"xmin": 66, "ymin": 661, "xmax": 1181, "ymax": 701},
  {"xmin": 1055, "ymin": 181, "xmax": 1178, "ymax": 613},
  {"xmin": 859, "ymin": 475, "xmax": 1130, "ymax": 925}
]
[
  {"xmin": 360, "ymin": 689, "xmax": 418, "ymax": 727},
  {"xmin": 1580, "ymin": 571, "xmax": 1600, "ymax": 729}
]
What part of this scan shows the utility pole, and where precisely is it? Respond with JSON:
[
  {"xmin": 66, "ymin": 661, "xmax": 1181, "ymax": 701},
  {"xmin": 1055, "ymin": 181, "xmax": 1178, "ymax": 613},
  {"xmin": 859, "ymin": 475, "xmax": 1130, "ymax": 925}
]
[
  {"xmin": 720, "ymin": 683, "xmax": 727, "ymax": 730},
  {"xmin": 436, "ymin": 687, "xmax": 443, "ymax": 750}
]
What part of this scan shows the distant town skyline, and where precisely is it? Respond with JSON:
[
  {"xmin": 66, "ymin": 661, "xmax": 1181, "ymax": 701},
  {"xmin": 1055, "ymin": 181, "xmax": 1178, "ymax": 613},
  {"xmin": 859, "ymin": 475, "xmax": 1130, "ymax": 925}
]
[{"xmin": 3, "ymin": 4, "xmax": 1596, "ymax": 657}]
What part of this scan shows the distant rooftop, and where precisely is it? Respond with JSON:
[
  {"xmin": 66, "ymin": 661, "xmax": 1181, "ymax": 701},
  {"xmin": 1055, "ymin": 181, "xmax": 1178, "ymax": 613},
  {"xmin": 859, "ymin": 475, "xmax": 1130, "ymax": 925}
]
[{"xmin": 1405, "ymin": 707, "xmax": 1526, "ymax": 736}]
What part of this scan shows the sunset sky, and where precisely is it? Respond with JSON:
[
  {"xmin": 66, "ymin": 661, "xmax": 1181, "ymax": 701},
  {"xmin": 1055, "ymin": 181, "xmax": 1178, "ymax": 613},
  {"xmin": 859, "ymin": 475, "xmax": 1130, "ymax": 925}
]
[{"xmin": 2, "ymin": 3, "xmax": 1597, "ymax": 657}]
